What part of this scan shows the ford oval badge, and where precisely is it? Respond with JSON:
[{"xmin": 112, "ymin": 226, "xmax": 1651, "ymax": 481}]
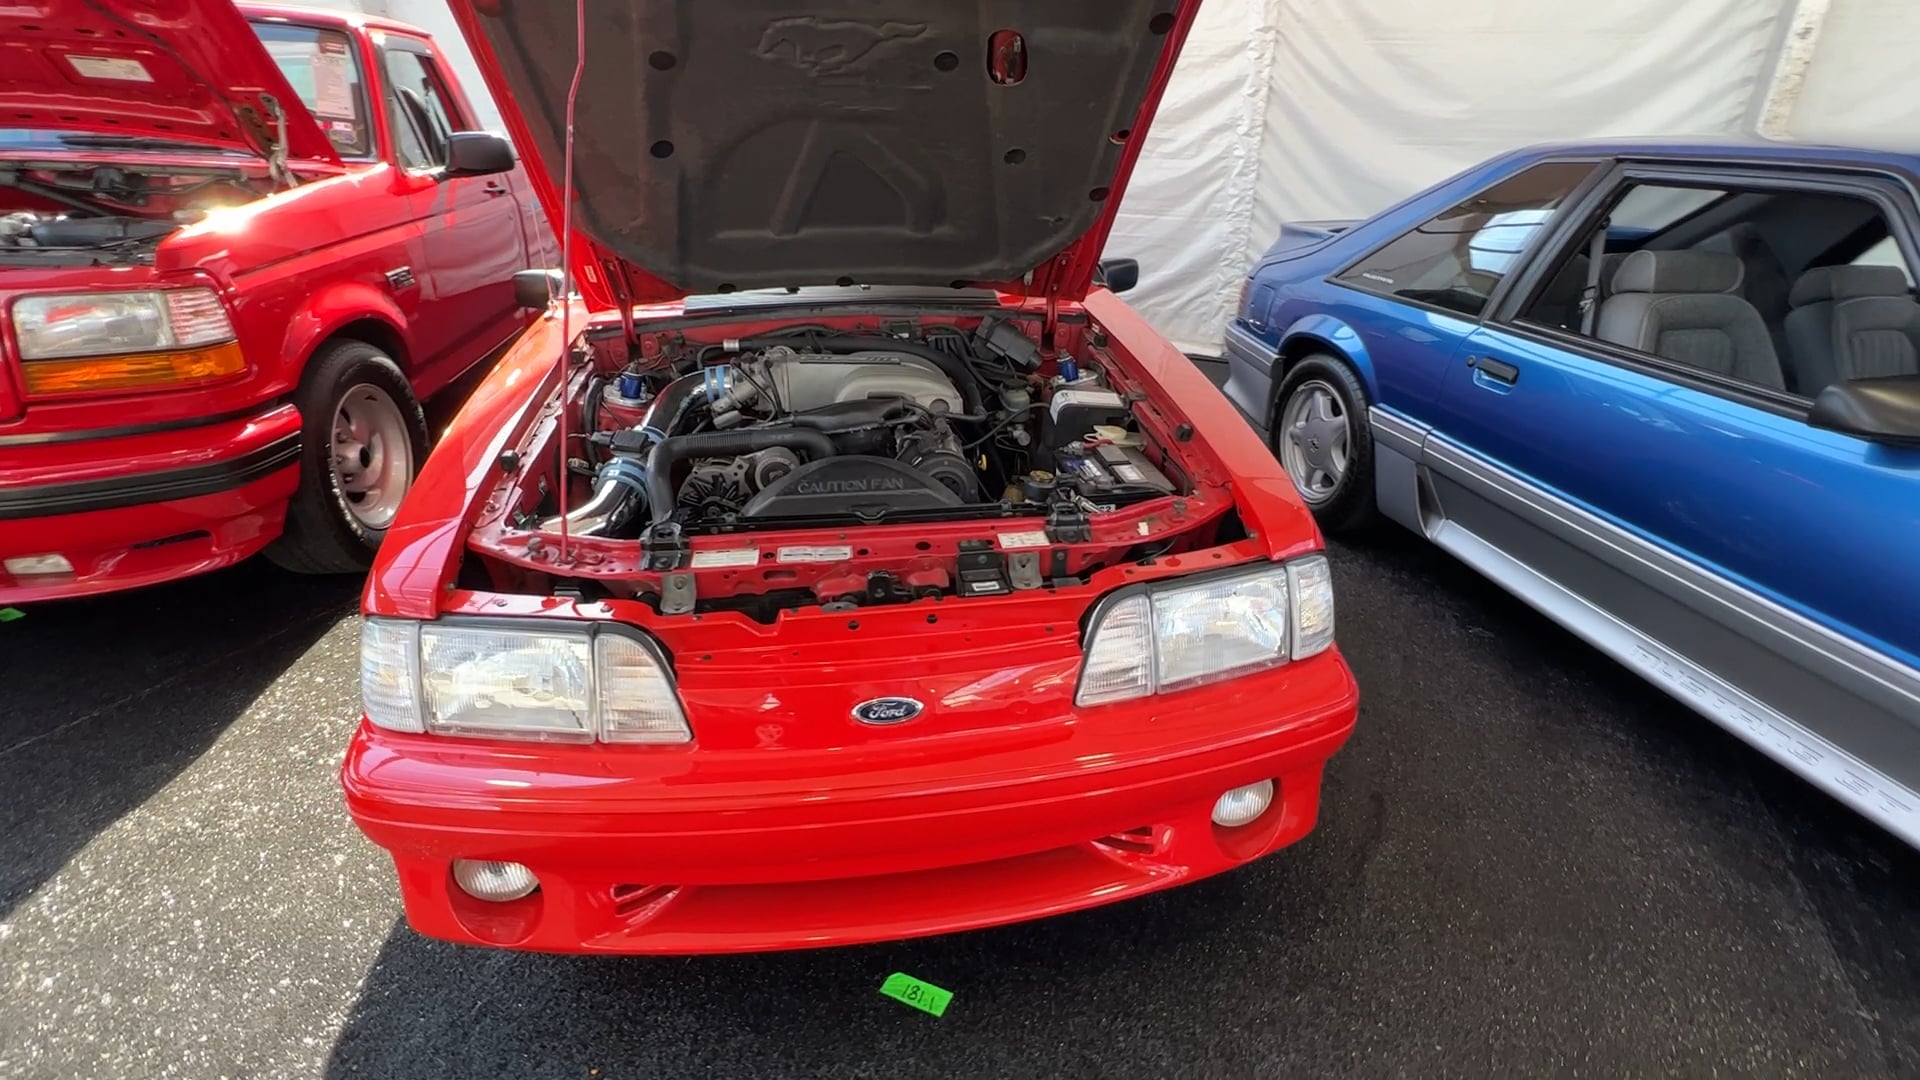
[{"xmin": 852, "ymin": 697, "xmax": 923, "ymax": 725}]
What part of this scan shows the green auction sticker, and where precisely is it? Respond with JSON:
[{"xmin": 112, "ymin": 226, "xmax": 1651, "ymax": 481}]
[{"xmin": 879, "ymin": 972, "xmax": 952, "ymax": 1017}]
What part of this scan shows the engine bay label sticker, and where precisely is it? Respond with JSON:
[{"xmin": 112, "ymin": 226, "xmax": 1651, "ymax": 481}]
[
  {"xmin": 775, "ymin": 545, "xmax": 853, "ymax": 564},
  {"xmin": 690, "ymin": 548, "xmax": 760, "ymax": 569},
  {"xmin": 996, "ymin": 530, "xmax": 1050, "ymax": 550},
  {"xmin": 67, "ymin": 56, "xmax": 153, "ymax": 82},
  {"xmin": 879, "ymin": 973, "xmax": 952, "ymax": 1017}
]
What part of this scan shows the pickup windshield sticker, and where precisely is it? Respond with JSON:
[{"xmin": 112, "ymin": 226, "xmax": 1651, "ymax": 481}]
[{"xmin": 310, "ymin": 41, "xmax": 355, "ymax": 120}]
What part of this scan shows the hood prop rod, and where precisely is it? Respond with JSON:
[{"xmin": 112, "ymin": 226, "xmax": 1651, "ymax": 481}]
[
  {"xmin": 552, "ymin": 0, "xmax": 591, "ymax": 565},
  {"xmin": 261, "ymin": 94, "xmax": 295, "ymax": 190}
]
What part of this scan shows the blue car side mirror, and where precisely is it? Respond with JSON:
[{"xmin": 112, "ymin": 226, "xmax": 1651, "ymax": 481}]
[{"xmin": 1808, "ymin": 374, "xmax": 1920, "ymax": 447}]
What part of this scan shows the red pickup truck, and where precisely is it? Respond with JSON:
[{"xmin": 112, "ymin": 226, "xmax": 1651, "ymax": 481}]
[{"xmin": 0, "ymin": 0, "xmax": 552, "ymax": 602}]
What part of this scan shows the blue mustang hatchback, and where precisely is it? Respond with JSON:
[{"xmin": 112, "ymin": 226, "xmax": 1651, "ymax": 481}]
[{"xmin": 1224, "ymin": 139, "xmax": 1920, "ymax": 845}]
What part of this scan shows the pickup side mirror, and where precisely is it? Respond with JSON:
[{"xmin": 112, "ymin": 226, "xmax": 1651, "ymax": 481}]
[
  {"xmin": 513, "ymin": 268, "xmax": 565, "ymax": 309},
  {"xmin": 1808, "ymin": 374, "xmax": 1920, "ymax": 447},
  {"xmin": 1096, "ymin": 257, "xmax": 1140, "ymax": 294},
  {"xmin": 442, "ymin": 132, "xmax": 516, "ymax": 179}
]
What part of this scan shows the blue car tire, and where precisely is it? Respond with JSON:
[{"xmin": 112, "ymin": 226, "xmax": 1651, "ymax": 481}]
[{"xmin": 1274, "ymin": 354, "xmax": 1377, "ymax": 533}]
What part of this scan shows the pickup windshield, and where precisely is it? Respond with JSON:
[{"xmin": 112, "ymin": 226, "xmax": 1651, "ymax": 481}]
[{"xmin": 250, "ymin": 22, "xmax": 374, "ymax": 159}]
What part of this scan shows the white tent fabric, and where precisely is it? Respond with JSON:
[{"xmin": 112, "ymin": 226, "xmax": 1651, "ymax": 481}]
[
  {"xmin": 1790, "ymin": 0, "xmax": 1920, "ymax": 146},
  {"xmin": 1104, "ymin": 0, "xmax": 1278, "ymax": 362},
  {"xmin": 331, "ymin": 0, "xmax": 1918, "ymax": 357},
  {"xmin": 1117, "ymin": 0, "xmax": 1920, "ymax": 356}
]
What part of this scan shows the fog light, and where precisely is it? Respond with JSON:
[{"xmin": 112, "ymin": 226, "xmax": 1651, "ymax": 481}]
[
  {"xmin": 451, "ymin": 859, "xmax": 539, "ymax": 902},
  {"xmin": 1211, "ymin": 780, "xmax": 1276, "ymax": 827},
  {"xmin": 4, "ymin": 554, "xmax": 73, "ymax": 576}
]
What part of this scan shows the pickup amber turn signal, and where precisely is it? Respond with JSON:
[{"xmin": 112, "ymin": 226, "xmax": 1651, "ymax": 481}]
[{"xmin": 21, "ymin": 341, "xmax": 247, "ymax": 397}]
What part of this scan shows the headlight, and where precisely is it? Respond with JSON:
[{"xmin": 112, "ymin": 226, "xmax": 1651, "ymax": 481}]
[
  {"xmin": 12, "ymin": 288, "xmax": 243, "ymax": 396},
  {"xmin": 359, "ymin": 618, "xmax": 691, "ymax": 744},
  {"xmin": 1076, "ymin": 555, "xmax": 1337, "ymax": 706}
]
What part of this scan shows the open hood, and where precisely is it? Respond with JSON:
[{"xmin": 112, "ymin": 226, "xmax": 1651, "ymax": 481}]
[
  {"xmin": 0, "ymin": 0, "xmax": 339, "ymax": 166},
  {"xmin": 449, "ymin": 1, "xmax": 1199, "ymax": 304}
]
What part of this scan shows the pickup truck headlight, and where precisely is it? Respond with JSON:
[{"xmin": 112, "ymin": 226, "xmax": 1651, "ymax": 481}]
[
  {"xmin": 359, "ymin": 619, "xmax": 691, "ymax": 744},
  {"xmin": 1076, "ymin": 556, "xmax": 1337, "ymax": 706},
  {"xmin": 11, "ymin": 288, "xmax": 243, "ymax": 396}
]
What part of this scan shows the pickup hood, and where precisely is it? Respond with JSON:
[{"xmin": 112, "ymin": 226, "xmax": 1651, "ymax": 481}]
[
  {"xmin": 448, "ymin": 0, "xmax": 1199, "ymax": 304},
  {"xmin": 0, "ymin": 0, "xmax": 339, "ymax": 165}
]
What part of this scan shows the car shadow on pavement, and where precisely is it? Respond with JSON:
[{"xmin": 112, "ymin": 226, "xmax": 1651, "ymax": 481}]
[{"xmin": 0, "ymin": 560, "xmax": 359, "ymax": 919}]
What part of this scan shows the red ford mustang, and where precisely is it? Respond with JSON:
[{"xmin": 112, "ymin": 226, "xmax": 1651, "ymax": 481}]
[{"xmin": 344, "ymin": 0, "xmax": 1360, "ymax": 954}]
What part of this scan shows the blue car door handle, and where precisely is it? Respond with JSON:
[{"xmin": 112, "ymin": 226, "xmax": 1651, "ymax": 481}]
[{"xmin": 1467, "ymin": 355, "xmax": 1520, "ymax": 387}]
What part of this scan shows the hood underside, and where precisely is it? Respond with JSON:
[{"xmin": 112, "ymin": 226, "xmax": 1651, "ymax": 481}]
[
  {"xmin": 0, "ymin": 0, "xmax": 339, "ymax": 164},
  {"xmin": 458, "ymin": 0, "xmax": 1194, "ymax": 301}
]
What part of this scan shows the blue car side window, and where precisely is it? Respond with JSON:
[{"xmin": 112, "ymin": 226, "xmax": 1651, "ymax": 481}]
[{"xmin": 1335, "ymin": 162, "xmax": 1594, "ymax": 319}]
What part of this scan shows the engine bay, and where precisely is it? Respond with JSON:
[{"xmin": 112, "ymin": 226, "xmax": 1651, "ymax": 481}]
[
  {"xmin": 473, "ymin": 309, "xmax": 1241, "ymax": 618},
  {"xmin": 0, "ymin": 211, "xmax": 181, "ymax": 256},
  {"xmin": 560, "ymin": 319, "xmax": 1182, "ymax": 542},
  {"xmin": 0, "ymin": 161, "xmax": 267, "ymax": 265}
]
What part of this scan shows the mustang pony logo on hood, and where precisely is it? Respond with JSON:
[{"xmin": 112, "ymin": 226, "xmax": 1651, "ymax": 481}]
[{"xmin": 754, "ymin": 17, "xmax": 927, "ymax": 76}]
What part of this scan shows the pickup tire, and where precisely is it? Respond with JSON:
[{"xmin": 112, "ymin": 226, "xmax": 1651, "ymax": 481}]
[
  {"xmin": 266, "ymin": 339, "xmax": 429, "ymax": 575},
  {"xmin": 1272, "ymin": 353, "xmax": 1377, "ymax": 534}
]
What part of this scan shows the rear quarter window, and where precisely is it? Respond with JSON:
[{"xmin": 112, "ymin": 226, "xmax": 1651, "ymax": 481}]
[{"xmin": 1336, "ymin": 161, "xmax": 1596, "ymax": 317}]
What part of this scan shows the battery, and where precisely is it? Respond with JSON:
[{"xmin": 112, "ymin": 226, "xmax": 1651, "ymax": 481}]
[{"xmin": 1055, "ymin": 443, "xmax": 1175, "ymax": 505}]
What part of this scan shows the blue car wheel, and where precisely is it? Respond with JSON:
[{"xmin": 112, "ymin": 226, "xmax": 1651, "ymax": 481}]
[{"xmin": 1274, "ymin": 354, "xmax": 1376, "ymax": 532}]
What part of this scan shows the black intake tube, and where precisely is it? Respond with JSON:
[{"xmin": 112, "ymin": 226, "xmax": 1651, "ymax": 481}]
[
  {"xmin": 647, "ymin": 428, "xmax": 836, "ymax": 525},
  {"xmin": 738, "ymin": 334, "xmax": 985, "ymax": 416},
  {"xmin": 780, "ymin": 399, "xmax": 916, "ymax": 456},
  {"xmin": 636, "ymin": 370, "xmax": 707, "ymax": 442}
]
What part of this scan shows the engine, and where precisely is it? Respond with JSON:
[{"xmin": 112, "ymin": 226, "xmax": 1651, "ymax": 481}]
[
  {"xmin": 555, "ymin": 323, "xmax": 1178, "ymax": 544},
  {"xmin": 705, "ymin": 345, "xmax": 967, "ymax": 422},
  {"xmin": 561, "ymin": 341, "xmax": 991, "ymax": 538},
  {"xmin": 683, "ymin": 346, "xmax": 977, "ymax": 520}
]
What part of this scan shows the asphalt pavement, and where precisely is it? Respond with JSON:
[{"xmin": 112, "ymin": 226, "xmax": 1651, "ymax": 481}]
[{"xmin": 4, "ymin": 520, "xmax": 1918, "ymax": 1078}]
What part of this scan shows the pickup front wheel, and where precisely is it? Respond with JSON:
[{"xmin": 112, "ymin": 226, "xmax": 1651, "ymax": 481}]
[{"xmin": 267, "ymin": 340, "xmax": 430, "ymax": 575}]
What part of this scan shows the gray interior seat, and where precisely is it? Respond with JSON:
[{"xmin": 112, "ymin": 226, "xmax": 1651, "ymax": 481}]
[
  {"xmin": 1699, "ymin": 224, "xmax": 1794, "ymax": 359},
  {"xmin": 1595, "ymin": 250, "xmax": 1785, "ymax": 389},
  {"xmin": 1784, "ymin": 265, "xmax": 1920, "ymax": 396}
]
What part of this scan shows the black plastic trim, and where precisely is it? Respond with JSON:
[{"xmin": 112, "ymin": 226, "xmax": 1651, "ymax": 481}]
[
  {"xmin": 0, "ymin": 405, "xmax": 273, "ymax": 448},
  {"xmin": 0, "ymin": 433, "xmax": 299, "ymax": 521}
]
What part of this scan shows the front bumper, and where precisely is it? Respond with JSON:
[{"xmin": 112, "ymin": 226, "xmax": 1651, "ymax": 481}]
[
  {"xmin": 0, "ymin": 404, "xmax": 301, "ymax": 603},
  {"xmin": 343, "ymin": 650, "xmax": 1359, "ymax": 954}
]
